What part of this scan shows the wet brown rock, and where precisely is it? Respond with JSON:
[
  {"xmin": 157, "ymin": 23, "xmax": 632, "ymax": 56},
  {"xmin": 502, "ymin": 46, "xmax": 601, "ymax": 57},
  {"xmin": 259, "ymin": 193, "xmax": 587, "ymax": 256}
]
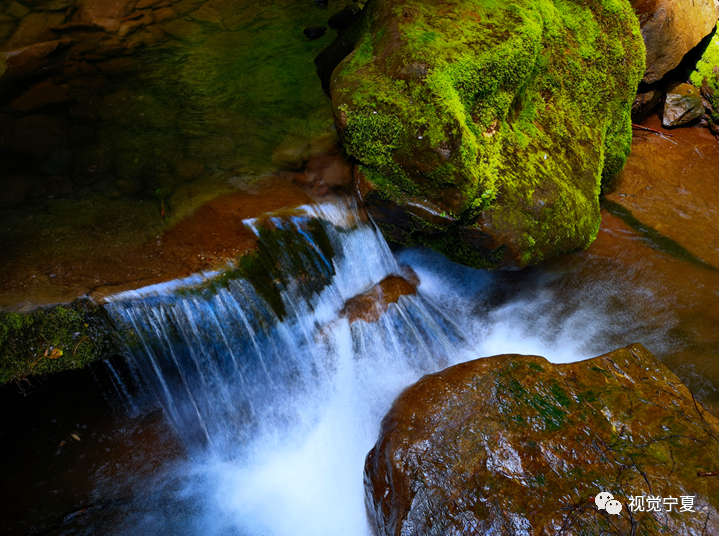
[
  {"xmin": 0, "ymin": 40, "xmax": 65, "ymax": 86},
  {"xmin": 0, "ymin": 173, "xmax": 33, "ymax": 208},
  {"xmin": 74, "ymin": 0, "xmax": 134, "ymax": 23},
  {"xmin": 632, "ymin": 0, "xmax": 719, "ymax": 84},
  {"xmin": 662, "ymin": 82, "xmax": 704, "ymax": 127},
  {"xmin": 5, "ymin": 2, "xmax": 31, "ymax": 19},
  {"xmin": 608, "ymin": 114, "xmax": 719, "ymax": 270},
  {"xmin": 631, "ymin": 87, "xmax": 662, "ymax": 122},
  {"xmin": 340, "ymin": 270, "xmax": 418, "ymax": 324},
  {"xmin": 5, "ymin": 12, "xmax": 66, "ymax": 49},
  {"xmin": 366, "ymin": 343, "xmax": 719, "ymax": 536},
  {"xmin": 10, "ymin": 81, "xmax": 69, "ymax": 112},
  {"xmin": 117, "ymin": 18, "xmax": 143, "ymax": 36},
  {"xmin": 36, "ymin": 0, "xmax": 75, "ymax": 11},
  {"xmin": 92, "ymin": 17, "xmax": 121, "ymax": 32},
  {"xmin": 152, "ymin": 6, "xmax": 176, "ymax": 22}
]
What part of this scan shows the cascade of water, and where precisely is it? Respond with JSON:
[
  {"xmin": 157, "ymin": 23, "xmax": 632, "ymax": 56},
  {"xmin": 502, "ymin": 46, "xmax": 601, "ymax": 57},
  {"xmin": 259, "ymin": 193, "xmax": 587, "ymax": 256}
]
[{"xmin": 106, "ymin": 198, "xmax": 463, "ymax": 463}]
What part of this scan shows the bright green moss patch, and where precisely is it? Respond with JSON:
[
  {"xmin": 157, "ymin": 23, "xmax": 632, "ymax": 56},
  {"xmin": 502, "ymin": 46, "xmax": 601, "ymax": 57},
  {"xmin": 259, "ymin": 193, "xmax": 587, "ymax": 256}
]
[
  {"xmin": 332, "ymin": 0, "xmax": 645, "ymax": 268},
  {"xmin": 691, "ymin": 23, "xmax": 719, "ymax": 122},
  {"xmin": 0, "ymin": 301, "xmax": 116, "ymax": 384}
]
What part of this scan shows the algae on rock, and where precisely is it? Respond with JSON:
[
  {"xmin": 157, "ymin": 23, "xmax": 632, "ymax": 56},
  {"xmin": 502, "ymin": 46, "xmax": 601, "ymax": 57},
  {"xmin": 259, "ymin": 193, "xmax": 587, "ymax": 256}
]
[
  {"xmin": 365, "ymin": 343, "xmax": 719, "ymax": 535},
  {"xmin": 691, "ymin": 22, "xmax": 719, "ymax": 123},
  {"xmin": 331, "ymin": 0, "xmax": 645, "ymax": 268},
  {"xmin": 0, "ymin": 301, "xmax": 116, "ymax": 384}
]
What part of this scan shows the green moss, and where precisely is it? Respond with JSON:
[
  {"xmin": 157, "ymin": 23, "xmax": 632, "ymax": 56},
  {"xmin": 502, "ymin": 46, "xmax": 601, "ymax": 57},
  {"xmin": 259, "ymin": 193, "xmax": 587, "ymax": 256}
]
[
  {"xmin": 179, "ymin": 213, "xmax": 337, "ymax": 320},
  {"xmin": 333, "ymin": 0, "xmax": 644, "ymax": 267},
  {"xmin": 691, "ymin": 23, "xmax": 719, "ymax": 119},
  {"xmin": 0, "ymin": 301, "xmax": 115, "ymax": 384}
]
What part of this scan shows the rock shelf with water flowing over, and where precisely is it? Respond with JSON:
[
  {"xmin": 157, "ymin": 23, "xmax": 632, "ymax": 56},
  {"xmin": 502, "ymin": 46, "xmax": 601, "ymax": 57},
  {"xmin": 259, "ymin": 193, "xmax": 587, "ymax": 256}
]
[{"xmin": 106, "ymin": 199, "xmax": 463, "ymax": 461}]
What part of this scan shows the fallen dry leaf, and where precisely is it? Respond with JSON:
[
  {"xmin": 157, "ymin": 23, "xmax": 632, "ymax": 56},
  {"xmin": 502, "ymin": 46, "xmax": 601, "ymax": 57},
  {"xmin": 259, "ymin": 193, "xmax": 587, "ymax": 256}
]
[{"xmin": 46, "ymin": 348, "xmax": 63, "ymax": 359}]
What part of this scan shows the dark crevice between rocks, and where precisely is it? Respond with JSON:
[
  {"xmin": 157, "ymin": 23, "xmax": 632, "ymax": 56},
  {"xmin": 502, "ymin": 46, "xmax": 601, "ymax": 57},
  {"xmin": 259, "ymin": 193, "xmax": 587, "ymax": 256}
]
[
  {"xmin": 314, "ymin": 1, "xmax": 369, "ymax": 96},
  {"xmin": 601, "ymin": 199, "xmax": 719, "ymax": 274}
]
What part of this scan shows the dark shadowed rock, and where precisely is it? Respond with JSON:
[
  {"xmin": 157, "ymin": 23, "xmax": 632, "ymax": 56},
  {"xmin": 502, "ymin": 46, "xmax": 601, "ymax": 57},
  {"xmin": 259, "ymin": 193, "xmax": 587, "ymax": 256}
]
[
  {"xmin": 663, "ymin": 82, "xmax": 704, "ymax": 127},
  {"xmin": 11, "ymin": 82, "xmax": 70, "ymax": 112},
  {"xmin": 632, "ymin": 0, "xmax": 719, "ymax": 84},
  {"xmin": 365, "ymin": 343, "xmax": 719, "ymax": 535},
  {"xmin": 327, "ymin": 6, "xmax": 360, "ymax": 30},
  {"xmin": 303, "ymin": 26, "xmax": 327, "ymax": 40},
  {"xmin": 10, "ymin": 114, "xmax": 67, "ymax": 158},
  {"xmin": 631, "ymin": 87, "xmax": 662, "ymax": 122}
]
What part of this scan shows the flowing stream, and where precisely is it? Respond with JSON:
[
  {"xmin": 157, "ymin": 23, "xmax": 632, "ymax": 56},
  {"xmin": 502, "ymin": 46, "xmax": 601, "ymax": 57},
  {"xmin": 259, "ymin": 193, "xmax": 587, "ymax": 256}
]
[
  {"xmin": 104, "ymin": 199, "xmax": 465, "ymax": 535},
  {"xmin": 78, "ymin": 198, "xmax": 706, "ymax": 535}
]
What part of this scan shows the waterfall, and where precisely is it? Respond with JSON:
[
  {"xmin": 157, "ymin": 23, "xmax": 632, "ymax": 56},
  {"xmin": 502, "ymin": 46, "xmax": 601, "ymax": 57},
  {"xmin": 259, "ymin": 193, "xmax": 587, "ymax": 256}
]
[
  {"xmin": 105, "ymin": 199, "xmax": 463, "ymax": 467},
  {"xmin": 95, "ymin": 198, "xmax": 654, "ymax": 536}
]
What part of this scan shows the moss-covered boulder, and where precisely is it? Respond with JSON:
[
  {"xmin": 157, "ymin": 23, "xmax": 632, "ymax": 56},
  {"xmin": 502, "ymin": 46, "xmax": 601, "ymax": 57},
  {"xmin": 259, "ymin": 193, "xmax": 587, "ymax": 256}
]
[
  {"xmin": 365, "ymin": 343, "xmax": 719, "ymax": 535},
  {"xmin": 331, "ymin": 0, "xmax": 644, "ymax": 268},
  {"xmin": 0, "ymin": 301, "xmax": 116, "ymax": 384}
]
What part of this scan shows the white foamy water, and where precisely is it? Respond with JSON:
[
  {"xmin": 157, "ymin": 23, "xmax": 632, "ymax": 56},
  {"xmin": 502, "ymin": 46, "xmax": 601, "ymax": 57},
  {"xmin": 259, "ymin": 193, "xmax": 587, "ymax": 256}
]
[{"xmin": 102, "ymin": 198, "xmax": 665, "ymax": 536}]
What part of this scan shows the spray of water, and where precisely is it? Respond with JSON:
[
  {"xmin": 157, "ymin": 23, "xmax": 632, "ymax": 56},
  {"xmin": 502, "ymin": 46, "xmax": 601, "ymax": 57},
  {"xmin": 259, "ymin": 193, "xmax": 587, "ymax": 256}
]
[{"xmin": 101, "ymin": 198, "xmax": 674, "ymax": 535}]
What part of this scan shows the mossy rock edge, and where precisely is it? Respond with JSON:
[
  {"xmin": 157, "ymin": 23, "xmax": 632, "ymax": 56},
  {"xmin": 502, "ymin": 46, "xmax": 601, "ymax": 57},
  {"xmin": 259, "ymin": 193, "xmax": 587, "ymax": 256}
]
[
  {"xmin": 0, "ymin": 301, "xmax": 119, "ymax": 384},
  {"xmin": 331, "ymin": 0, "xmax": 645, "ymax": 268}
]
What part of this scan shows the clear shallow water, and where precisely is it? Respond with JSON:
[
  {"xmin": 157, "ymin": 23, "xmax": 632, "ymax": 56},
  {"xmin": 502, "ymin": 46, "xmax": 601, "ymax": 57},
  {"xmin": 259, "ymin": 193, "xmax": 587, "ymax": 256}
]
[{"xmin": 96, "ymin": 199, "xmax": 692, "ymax": 536}]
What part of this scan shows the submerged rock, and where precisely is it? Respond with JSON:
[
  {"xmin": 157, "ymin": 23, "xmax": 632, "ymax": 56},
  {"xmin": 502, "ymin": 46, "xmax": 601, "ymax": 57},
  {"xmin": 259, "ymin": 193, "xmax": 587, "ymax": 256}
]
[
  {"xmin": 365, "ymin": 343, "xmax": 719, "ymax": 535},
  {"xmin": 662, "ymin": 82, "xmax": 704, "ymax": 127},
  {"xmin": 632, "ymin": 0, "xmax": 719, "ymax": 84},
  {"xmin": 330, "ymin": 0, "xmax": 645, "ymax": 269}
]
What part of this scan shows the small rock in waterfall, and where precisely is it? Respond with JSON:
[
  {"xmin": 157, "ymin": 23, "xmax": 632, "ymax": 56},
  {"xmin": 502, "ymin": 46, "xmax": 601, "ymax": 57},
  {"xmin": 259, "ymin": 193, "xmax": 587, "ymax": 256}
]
[
  {"xmin": 340, "ymin": 269, "xmax": 418, "ymax": 324},
  {"xmin": 662, "ymin": 82, "xmax": 704, "ymax": 127},
  {"xmin": 303, "ymin": 26, "xmax": 327, "ymax": 40}
]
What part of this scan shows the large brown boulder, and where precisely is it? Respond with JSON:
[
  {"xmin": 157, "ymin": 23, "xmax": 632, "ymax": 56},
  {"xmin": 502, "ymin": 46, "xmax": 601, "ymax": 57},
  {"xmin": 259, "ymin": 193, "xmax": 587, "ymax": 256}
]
[
  {"xmin": 632, "ymin": 0, "xmax": 719, "ymax": 84},
  {"xmin": 365, "ymin": 343, "xmax": 719, "ymax": 535}
]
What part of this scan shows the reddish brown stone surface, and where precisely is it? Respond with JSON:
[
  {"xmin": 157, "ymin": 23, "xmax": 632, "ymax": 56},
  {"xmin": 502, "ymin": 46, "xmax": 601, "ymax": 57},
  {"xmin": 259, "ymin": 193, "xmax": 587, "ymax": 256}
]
[
  {"xmin": 607, "ymin": 114, "xmax": 719, "ymax": 270},
  {"xmin": 0, "ymin": 176, "xmax": 313, "ymax": 309},
  {"xmin": 340, "ymin": 268, "xmax": 418, "ymax": 324},
  {"xmin": 366, "ymin": 344, "xmax": 719, "ymax": 535}
]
